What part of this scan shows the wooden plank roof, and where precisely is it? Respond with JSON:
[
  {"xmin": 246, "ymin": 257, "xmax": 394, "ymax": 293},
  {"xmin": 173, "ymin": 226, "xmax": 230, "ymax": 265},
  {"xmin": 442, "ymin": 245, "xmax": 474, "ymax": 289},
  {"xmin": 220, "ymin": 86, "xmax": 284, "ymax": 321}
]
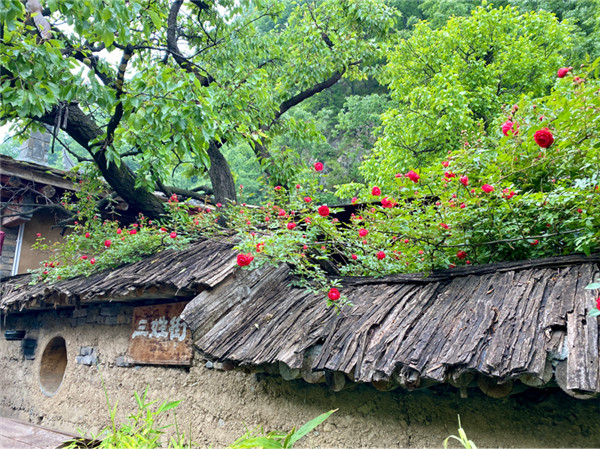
[
  {"xmin": 0, "ymin": 154, "xmax": 78, "ymax": 191},
  {"xmin": 181, "ymin": 254, "xmax": 600, "ymax": 398},
  {"xmin": 0, "ymin": 238, "xmax": 237, "ymax": 311}
]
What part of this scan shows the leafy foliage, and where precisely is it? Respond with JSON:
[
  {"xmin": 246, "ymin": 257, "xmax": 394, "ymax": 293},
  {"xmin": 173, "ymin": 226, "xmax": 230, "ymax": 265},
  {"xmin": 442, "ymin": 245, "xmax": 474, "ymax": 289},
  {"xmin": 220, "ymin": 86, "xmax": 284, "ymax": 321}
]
[
  {"xmin": 30, "ymin": 167, "xmax": 222, "ymax": 284},
  {"xmin": 361, "ymin": 4, "xmax": 573, "ymax": 186},
  {"xmin": 228, "ymin": 409, "xmax": 336, "ymax": 449},
  {"xmin": 1, "ymin": 0, "xmax": 396, "ymax": 200}
]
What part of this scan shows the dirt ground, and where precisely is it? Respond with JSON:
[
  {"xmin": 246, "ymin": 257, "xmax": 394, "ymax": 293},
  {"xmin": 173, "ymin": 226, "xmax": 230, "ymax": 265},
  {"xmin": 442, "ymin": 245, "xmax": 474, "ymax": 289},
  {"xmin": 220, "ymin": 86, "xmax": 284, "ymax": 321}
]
[{"xmin": 1, "ymin": 308, "xmax": 599, "ymax": 448}]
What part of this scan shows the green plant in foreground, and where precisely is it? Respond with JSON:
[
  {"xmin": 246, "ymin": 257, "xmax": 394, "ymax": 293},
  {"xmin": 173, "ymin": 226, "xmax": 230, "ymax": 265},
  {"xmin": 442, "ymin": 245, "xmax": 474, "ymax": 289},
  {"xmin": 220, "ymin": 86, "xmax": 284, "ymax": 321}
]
[
  {"xmin": 66, "ymin": 368, "xmax": 193, "ymax": 449},
  {"xmin": 443, "ymin": 416, "xmax": 477, "ymax": 449},
  {"xmin": 228, "ymin": 409, "xmax": 337, "ymax": 449}
]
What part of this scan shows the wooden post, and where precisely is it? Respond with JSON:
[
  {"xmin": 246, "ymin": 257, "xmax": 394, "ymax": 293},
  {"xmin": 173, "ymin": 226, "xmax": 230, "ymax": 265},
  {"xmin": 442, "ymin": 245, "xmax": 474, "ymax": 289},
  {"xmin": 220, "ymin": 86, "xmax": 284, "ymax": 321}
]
[
  {"xmin": 278, "ymin": 361, "xmax": 300, "ymax": 380},
  {"xmin": 325, "ymin": 371, "xmax": 346, "ymax": 392}
]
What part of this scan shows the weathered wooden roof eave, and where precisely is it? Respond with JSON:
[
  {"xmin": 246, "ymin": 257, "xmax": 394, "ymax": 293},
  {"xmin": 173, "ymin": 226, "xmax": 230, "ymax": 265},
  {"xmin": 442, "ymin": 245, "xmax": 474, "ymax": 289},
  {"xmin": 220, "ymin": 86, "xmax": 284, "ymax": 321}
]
[
  {"xmin": 182, "ymin": 254, "xmax": 600, "ymax": 399},
  {"xmin": 0, "ymin": 239, "xmax": 238, "ymax": 312}
]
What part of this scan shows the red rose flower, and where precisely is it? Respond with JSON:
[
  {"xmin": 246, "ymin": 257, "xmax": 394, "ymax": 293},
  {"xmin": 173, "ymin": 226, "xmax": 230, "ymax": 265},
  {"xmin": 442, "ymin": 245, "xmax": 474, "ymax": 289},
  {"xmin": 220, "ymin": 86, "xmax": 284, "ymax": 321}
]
[
  {"xmin": 304, "ymin": 197, "xmax": 312, "ymax": 203},
  {"xmin": 439, "ymin": 223, "xmax": 449, "ymax": 230},
  {"xmin": 381, "ymin": 197, "xmax": 395, "ymax": 208},
  {"xmin": 359, "ymin": 228, "xmax": 368, "ymax": 237},
  {"xmin": 534, "ymin": 128, "xmax": 554, "ymax": 148},
  {"xmin": 170, "ymin": 232, "xmax": 177, "ymax": 238},
  {"xmin": 557, "ymin": 67, "xmax": 570, "ymax": 78},
  {"xmin": 117, "ymin": 229, "xmax": 122, "ymax": 234},
  {"xmin": 287, "ymin": 222, "xmax": 296, "ymax": 230},
  {"xmin": 314, "ymin": 162, "xmax": 324, "ymax": 171},
  {"xmin": 371, "ymin": 186, "xmax": 381, "ymax": 196},
  {"xmin": 318, "ymin": 205, "xmax": 330, "ymax": 217},
  {"xmin": 328, "ymin": 288, "xmax": 340, "ymax": 301},
  {"xmin": 351, "ymin": 196, "xmax": 358, "ymax": 204},
  {"xmin": 456, "ymin": 250, "xmax": 467, "ymax": 260},
  {"xmin": 596, "ymin": 296, "xmax": 600, "ymax": 311},
  {"xmin": 104, "ymin": 240, "xmax": 112, "ymax": 248},
  {"xmin": 444, "ymin": 171, "xmax": 455, "ymax": 179},
  {"xmin": 502, "ymin": 188, "xmax": 515, "ymax": 199},
  {"xmin": 481, "ymin": 184, "xmax": 494, "ymax": 193},
  {"xmin": 278, "ymin": 209, "xmax": 286, "ymax": 217},
  {"xmin": 376, "ymin": 251, "xmax": 386, "ymax": 260},
  {"xmin": 130, "ymin": 229, "xmax": 137, "ymax": 235},
  {"xmin": 80, "ymin": 255, "xmax": 87, "ymax": 260},
  {"xmin": 442, "ymin": 161, "xmax": 449, "ymax": 168},
  {"xmin": 351, "ymin": 254, "xmax": 357, "ymax": 260},
  {"xmin": 237, "ymin": 253, "xmax": 254, "ymax": 267},
  {"xmin": 274, "ymin": 186, "xmax": 282, "ymax": 191},
  {"xmin": 85, "ymin": 232, "xmax": 90, "ymax": 238},
  {"xmin": 36, "ymin": 233, "xmax": 41, "ymax": 237},
  {"xmin": 502, "ymin": 120, "xmax": 519, "ymax": 136},
  {"xmin": 531, "ymin": 240, "xmax": 539, "ymax": 246},
  {"xmin": 90, "ymin": 258, "xmax": 96, "ymax": 265},
  {"xmin": 406, "ymin": 170, "xmax": 420, "ymax": 183}
]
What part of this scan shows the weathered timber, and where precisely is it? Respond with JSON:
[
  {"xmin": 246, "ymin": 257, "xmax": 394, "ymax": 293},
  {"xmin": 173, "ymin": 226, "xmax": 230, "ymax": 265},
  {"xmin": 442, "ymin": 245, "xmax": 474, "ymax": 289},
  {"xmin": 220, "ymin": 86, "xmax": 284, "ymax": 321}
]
[
  {"xmin": 520, "ymin": 358, "xmax": 553, "ymax": 387},
  {"xmin": 0, "ymin": 238, "xmax": 237, "ymax": 312},
  {"xmin": 182, "ymin": 252, "xmax": 600, "ymax": 397},
  {"xmin": 325, "ymin": 371, "xmax": 346, "ymax": 392},
  {"xmin": 301, "ymin": 345, "xmax": 325, "ymax": 384},
  {"xmin": 477, "ymin": 376, "xmax": 513, "ymax": 398},
  {"xmin": 279, "ymin": 361, "xmax": 300, "ymax": 381},
  {"xmin": 2, "ymin": 233, "xmax": 599, "ymax": 399},
  {"xmin": 555, "ymin": 360, "xmax": 598, "ymax": 400}
]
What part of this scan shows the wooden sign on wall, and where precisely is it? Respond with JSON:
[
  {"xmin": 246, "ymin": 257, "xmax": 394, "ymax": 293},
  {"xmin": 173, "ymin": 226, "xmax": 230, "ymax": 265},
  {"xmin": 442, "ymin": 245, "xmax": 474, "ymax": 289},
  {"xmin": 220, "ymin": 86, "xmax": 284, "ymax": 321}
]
[{"xmin": 127, "ymin": 302, "xmax": 192, "ymax": 365}]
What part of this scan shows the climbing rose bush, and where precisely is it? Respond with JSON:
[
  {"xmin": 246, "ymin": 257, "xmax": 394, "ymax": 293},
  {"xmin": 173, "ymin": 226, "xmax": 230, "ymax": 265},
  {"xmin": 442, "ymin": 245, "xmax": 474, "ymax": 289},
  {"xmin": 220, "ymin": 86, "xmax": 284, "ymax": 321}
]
[
  {"xmin": 231, "ymin": 63, "xmax": 599, "ymax": 308},
  {"xmin": 32, "ymin": 64, "xmax": 600, "ymax": 313},
  {"xmin": 31, "ymin": 169, "xmax": 221, "ymax": 284}
]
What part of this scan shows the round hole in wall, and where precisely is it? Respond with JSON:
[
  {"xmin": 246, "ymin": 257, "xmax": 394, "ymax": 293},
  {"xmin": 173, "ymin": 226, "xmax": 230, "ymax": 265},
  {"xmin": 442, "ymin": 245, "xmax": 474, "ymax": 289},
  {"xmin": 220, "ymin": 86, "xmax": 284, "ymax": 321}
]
[{"xmin": 39, "ymin": 336, "xmax": 67, "ymax": 396}]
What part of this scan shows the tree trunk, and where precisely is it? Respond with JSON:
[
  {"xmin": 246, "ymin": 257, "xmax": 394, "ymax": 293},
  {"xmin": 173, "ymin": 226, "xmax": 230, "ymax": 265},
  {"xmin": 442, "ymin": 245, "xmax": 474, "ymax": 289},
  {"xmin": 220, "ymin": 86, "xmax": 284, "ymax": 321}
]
[
  {"xmin": 38, "ymin": 103, "xmax": 165, "ymax": 218},
  {"xmin": 207, "ymin": 141, "xmax": 237, "ymax": 205}
]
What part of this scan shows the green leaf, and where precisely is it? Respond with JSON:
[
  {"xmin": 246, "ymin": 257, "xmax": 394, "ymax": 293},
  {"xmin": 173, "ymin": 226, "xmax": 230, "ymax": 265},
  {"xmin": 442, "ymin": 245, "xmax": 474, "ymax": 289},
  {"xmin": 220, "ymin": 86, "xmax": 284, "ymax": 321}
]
[
  {"xmin": 102, "ymin": 30, "xmax": 115, "ymax": 47},
  {"xmin": 584, "ymin": 282, "xmax": 600, "ymax": 290},
  {"xmin": 229, "ymin": 437, "xmax": 283, "ymax": 449},
  {"xmin": 287, "ymin": 409, "xmax": 337, "ymax": 446},
  {"xmin": 157, "ymin": 400, "xmax": 181, "ymax": 414},
  {"xmin": 148, "ymin": 10, "xmax": 161, "ymax": 29}
]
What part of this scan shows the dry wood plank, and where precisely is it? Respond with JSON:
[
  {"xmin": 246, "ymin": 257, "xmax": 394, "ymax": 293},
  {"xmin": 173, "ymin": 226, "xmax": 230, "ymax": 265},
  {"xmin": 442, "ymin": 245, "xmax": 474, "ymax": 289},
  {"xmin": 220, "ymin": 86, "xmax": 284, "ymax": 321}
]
[{"xmin": 566, "ymin": 264, "xmax": 599, "ymax": 392}]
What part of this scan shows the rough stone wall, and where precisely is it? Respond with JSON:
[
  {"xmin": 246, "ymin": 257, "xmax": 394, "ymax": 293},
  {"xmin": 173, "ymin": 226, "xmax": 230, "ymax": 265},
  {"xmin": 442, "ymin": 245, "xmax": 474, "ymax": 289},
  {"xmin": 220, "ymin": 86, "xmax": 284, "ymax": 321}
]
[{"xmin": 1, "ymin": 305, "xmax": 599, "ymax": 448}]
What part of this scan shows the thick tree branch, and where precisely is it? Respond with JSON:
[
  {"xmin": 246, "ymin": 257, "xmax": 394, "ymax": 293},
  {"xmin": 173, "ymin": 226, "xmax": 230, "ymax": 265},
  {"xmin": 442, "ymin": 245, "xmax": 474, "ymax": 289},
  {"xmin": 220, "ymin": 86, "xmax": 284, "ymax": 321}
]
[
  {"xmin": 102, "ymin": 45, "xmax": 134, "ymax": 151},
  {"xmin": 35, "ymin": 103, "xmax": 166, "ymax": 218},
  {"xmin": 167, "ymin": 0, "xmax": 213, "ymax": 86}
]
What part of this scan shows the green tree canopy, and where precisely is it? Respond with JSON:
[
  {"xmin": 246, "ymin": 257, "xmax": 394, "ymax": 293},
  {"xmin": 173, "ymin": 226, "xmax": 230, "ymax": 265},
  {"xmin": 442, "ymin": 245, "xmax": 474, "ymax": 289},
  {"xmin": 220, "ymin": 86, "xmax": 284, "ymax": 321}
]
[
  {"xmin": 359, "ymin": 5, "xmax": 573, "ymax": 188},
  {"xmin": 0, "ymin": 0, "xmax": 395, "ymax": 218}
]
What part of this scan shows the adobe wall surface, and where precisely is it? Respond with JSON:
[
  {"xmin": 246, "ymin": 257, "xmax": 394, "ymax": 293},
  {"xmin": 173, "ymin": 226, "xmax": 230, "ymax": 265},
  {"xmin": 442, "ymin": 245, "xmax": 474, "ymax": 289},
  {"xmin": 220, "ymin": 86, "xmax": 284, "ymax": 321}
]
[
  {"xmin": 1, "ymin": 305, "xmax": 599, "ymax": 448},
  {"xmin": 18, "ymin": 212, "xmax": 67, "ymax": 274}
]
